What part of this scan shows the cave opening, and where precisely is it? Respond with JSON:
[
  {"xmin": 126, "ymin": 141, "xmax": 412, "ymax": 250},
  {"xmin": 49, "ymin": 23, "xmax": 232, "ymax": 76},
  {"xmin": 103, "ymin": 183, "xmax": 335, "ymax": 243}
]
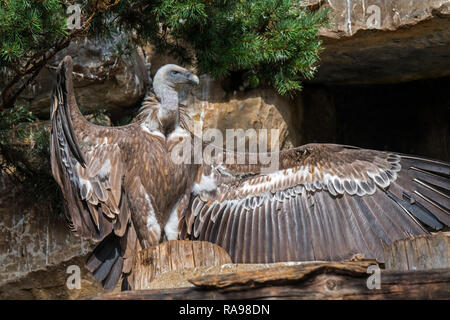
[{"xmin": 302, "ymin": 77, "xmax": 450, "ymax": 162}]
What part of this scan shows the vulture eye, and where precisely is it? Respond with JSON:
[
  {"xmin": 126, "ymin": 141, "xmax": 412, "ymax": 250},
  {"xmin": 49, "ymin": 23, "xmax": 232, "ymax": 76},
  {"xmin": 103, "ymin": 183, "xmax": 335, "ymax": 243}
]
[{"xmin": 170, "ymin": 70, "xmax": 179, "ymax": 76}]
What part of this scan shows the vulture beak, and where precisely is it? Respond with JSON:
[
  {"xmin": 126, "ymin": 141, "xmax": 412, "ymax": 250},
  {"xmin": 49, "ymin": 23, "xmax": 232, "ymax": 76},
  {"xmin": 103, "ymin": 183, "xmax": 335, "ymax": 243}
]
[{"xmin": 186, "ymin": 72, "xmax": 200, "ymax": 86}]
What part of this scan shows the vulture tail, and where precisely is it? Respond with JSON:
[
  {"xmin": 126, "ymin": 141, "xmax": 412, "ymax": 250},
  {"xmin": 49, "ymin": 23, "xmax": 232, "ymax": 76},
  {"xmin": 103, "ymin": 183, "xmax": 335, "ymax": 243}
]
[
  {"xmin": 86, "ymin": 233, "xmax": 123, "ymax": 291},
  {"xmin": 85, "ymin": 222, "xmax": 137, "ymax": 291}
]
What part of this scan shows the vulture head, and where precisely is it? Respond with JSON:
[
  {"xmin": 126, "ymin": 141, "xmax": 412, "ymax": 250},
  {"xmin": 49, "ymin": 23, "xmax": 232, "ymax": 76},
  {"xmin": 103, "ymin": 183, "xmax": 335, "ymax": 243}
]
[
  {"xmin": 151, "ymin": 64, "xmax": 199, "ymax": 133},
  {"xmin": 153, "ymin": 64, "xmax": 199, "ymax": 97}
]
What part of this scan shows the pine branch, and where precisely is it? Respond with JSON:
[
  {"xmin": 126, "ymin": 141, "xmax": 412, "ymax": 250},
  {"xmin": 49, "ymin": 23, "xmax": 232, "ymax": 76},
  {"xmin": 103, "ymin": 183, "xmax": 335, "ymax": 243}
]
[{"xmin": 0, "ymin": 0, "xmax": 122, "ymax": 109}]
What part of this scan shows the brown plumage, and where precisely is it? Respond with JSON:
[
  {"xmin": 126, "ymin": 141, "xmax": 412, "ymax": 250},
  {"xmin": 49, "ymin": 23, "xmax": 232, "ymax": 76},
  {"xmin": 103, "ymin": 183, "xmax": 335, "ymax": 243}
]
[
  {"xmin": 51, "ymin": 56, "xmax": 199, "ymax": 290},
  {"xmin": 52, "ymin": 56, "xmax": 450, "ymax": 291},
  {"xmin": 180, "ymin": 145, "xmax": 450, "ymax": 264}
]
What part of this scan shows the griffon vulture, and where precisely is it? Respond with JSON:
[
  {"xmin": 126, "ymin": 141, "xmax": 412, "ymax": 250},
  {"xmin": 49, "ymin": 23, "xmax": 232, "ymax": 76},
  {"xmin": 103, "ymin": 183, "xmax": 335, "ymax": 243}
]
[{"xmin": 51, "ymin": 56, "xmax": 449, "ymax": 290}]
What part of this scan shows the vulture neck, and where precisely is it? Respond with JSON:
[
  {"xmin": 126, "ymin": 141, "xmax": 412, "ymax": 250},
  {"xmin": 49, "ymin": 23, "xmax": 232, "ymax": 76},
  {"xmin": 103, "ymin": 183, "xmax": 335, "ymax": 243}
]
[{"xmin": 155, "ymin": 84, "xmax": 179, "ymax": 135}]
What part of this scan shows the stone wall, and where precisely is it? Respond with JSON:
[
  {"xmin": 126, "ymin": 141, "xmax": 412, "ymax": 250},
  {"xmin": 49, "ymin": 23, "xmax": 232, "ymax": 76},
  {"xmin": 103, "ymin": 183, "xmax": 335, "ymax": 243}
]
[
  {"xmin": 0, "ymin": 173, "xmax": 94, "ymax": 285},
  {"xmin": 4, "ymin": 35, "xmax": 149, "ymax": 120}
]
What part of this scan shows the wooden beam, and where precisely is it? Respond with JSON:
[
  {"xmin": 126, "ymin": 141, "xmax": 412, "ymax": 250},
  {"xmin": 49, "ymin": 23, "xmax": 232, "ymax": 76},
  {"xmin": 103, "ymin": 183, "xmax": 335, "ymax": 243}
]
[{"xmin": 95, "ymin": 262, "xmax": 450, "ymax": 300}]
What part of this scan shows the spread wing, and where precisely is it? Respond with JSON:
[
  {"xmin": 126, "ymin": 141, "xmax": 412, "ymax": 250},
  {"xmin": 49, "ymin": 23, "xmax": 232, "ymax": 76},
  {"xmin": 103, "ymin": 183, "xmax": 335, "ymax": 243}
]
[
  {"xmin": 180, "ymin": 144, "xmax": 450, "ymax": 263},
  {"xmin": 50, "ymin": 56, "xmax": 138, "ymax": 289}
]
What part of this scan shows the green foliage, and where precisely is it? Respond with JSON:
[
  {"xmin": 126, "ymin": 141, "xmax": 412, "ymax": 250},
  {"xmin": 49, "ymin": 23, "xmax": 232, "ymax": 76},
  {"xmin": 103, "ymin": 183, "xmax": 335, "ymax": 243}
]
[
  {"xmin": 0, "ymin": 104, "xmax": 37, "ymax": 129},
  {"xmin": 0, "ymin": 0, "xmax": 67, "ymax": 66},
  {"xmin": 106, "ymin": 0, "xmax": 329, "ymax": 95},
  {"xmin": 0, "ymin": 105, "xmax": 61, "ymax": 211},
  {"xmin": 0, "ymin": 105, "xmax": 48, "ymax": 175},
  {"xmin": 1, "ymin": 0, "xmax": 328, "ymax": 96},
  {"xmin": 111, "ymin": 32, "xmax": 134, "ymax": 59}
]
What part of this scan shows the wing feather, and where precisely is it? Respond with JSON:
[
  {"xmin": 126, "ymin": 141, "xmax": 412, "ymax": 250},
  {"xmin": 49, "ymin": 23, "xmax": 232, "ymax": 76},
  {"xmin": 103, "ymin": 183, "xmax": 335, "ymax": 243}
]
[
  {"xmin": 51, "ymin": 56, "xmax": 138, "ymax": 290},
  {"xmin": 243, "ymin": 206, "xmax": 253, "ymax": 263},
  {"xmin": 281, "ymin": 199, "xmax": 294, "ymax": 261},
  {"xmin": 234, "ymin": 205, "xmax": 247, "ymax": 263},
  {"xmin": 256, "ymin": 204, "xmax": 265, "ymax": 263},
  {"xmin": 315, "ymin": 192, "xmax": 341, "ymax": 260},
  {"xmin": 295, "ymin": 194, "xmax": 314, "ymax": 261},
  {"xmin": 287, "ymin": 197, "xmax": 300, "ymax": 261},
  {"xmin": 227, "ymin": 201, "xmax": 241, "ymax": 259},
  {"xmin": 267, "ymin": 198, "xmax": 276, "ymax": 262},
  {"xmin": 182, "ymin": 144, "xmax": 449, "ymax": 263}
]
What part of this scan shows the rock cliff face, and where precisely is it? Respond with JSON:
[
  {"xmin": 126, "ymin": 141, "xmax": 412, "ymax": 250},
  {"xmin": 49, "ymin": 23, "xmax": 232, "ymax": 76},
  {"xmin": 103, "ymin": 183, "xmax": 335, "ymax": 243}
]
[
  {"xmin": 11, "ymin": 35, "xmax": 149, "ymax": 119},
  {"xmin": 0, "ymin": 0, "xmax": 449, "ymax": 299},
  {"xmin": 186, "ymin": 77, "xmax": 303, "ymax": 151},
  {"xmin": 0, "ymin": 173, "xmax": 94, "ymax": 285},
  {"xmin": 313, "ymin": 0, "xmax": 450, "ymax": 84}
]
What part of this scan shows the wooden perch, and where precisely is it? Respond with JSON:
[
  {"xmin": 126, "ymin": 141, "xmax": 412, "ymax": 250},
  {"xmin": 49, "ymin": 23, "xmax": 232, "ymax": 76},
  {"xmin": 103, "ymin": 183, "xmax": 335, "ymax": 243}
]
[
  {"xmin": 131, "ymin": 240, "xmax": 232, "ymax": 290},
  {"xmin": 187, "ymin": 261, "xmax": 374, "ymax": 289},
  {"xmin": 96, "ymin": 261, "xmax": 450, "ymax": 300},
  {"xmin": 96, "ymin": 236, "xmax": 450, "ymax": 299},
  {"xmin": 384, "ymin": 232, "xmax": 450, "ymax": 271}
]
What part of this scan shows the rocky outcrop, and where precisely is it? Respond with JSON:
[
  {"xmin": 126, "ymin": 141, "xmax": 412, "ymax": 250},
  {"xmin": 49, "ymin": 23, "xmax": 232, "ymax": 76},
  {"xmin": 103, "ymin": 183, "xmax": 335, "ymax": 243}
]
[
  {"xmin": 0, "ymin": 170, "xmax": 109, "ymax": 299},
  {"xmin": 184, "ymin": 76, "xmax": 302, "ymax": 151},
  {"xmin": 313, "ymin": 0, "xmax": 450, "ymax": 84},
  {"xmin": 0, "ymin": 173, "xmax": 95, "ymax": 285},
  {"xmin": 0, "ymin": 255, "xmax": 107, "ymax": 300},
  {"xmin": 16, "ymin": 35, "xmax": 149, "ymax": 119}
]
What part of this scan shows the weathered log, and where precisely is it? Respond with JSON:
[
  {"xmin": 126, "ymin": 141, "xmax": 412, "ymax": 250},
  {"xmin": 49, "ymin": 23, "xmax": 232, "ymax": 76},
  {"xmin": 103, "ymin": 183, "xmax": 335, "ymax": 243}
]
[
  {"xmin": 95, "ymin": 261, "xmax": 450, "ymax": 300},
  {"xmin": 188, "ymin": 261, "xmax": 374, "ymax": 289},
  {"xmin": 384, "ymin": 232, "xmax": 450, "ymax": 271},
  {"xmin": 131, "ymin": 240, "xmax": 232, "ymax": 290}
]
